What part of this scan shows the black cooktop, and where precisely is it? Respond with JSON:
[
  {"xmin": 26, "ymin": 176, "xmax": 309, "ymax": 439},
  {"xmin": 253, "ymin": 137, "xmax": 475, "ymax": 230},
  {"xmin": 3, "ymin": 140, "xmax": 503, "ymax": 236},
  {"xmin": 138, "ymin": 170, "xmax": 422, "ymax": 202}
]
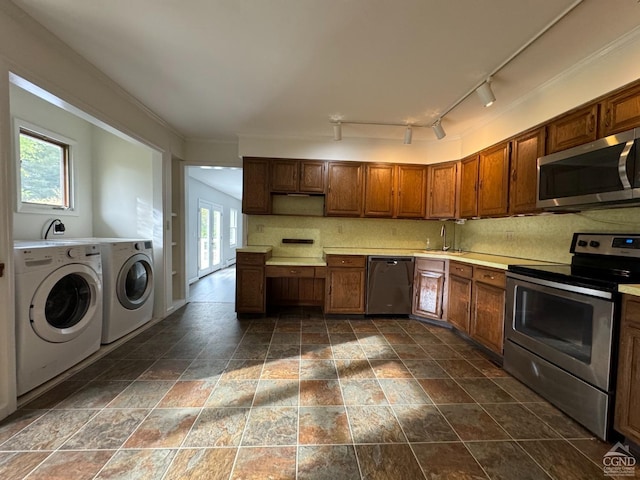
[{"xmin": 507, "ymin": 263, "xmax": 634, "ymax": 292}]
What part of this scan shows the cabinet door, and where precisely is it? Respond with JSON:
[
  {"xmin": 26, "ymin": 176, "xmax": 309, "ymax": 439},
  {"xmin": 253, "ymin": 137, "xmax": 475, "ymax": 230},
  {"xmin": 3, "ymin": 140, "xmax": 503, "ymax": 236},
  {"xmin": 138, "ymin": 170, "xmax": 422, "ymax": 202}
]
[
  {"xmin": 546, "ymin": 103, "xmax": 599, "ymax": 154},
  {"xmin": 236, "ymin": 266, "xmax": 265, "ymax": 313},
  {"xmin": 601, "ymin": 83, "xmax": 640, "ymax": 137},
  {"xmin": 459, "ymin": 155, "xmax": 479, "ymax": 218},
  {"xmin": 470, "ymin": 281, "xmax": 505, "ymax": 354},
  {"xmin": 614, "ymin": 296, "xmax": 640, "ymax": 443},
  {"xmin": 413, "ymin": 268, "xmax": 445, "ymax": 319},
  {"xmin": 325, "ymin": 268, "xmax": 366, "ymax": 313},
  {"xmin": 300, "ymin": 160, "xmax": 326, "ymax": 193},
  {"xmin": 428, "ymin": 161, "xmax": 459, "ymax": 219},
  {"xmin": 478, "ymin": 142, "xmax": 510, "ymax": 217},
  {"xmin": 270, "ymin": 159, "xmax": 298, "ymax": 192},
  {"xmin": 397, "ymin": 165, "xmax": 428, "ymax": 218},
  {"xmin": 326, "ymin": 162, "xmax": 363, "ymax": 216},
  {"xmin": 242, "ymin": 157, "xmax": 271, "ymax": 214},
  {"xmin": 448, "ymin": 274, "xmax": 472, "ymax": 333},
  {"xmin": 364, "ymin": 163, "xmax": 395, "ymax": 217},
  {"xmin": 510, "ymin": 128, "xmax": 545, "ymax": 215}
]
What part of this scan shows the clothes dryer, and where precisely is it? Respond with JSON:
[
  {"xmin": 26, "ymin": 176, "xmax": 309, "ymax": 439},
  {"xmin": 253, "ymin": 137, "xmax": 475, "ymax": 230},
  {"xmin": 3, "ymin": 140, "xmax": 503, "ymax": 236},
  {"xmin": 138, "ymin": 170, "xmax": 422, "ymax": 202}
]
[{"xmin": 14, "ymin": 241, "xmax": 103, "ymax": 395}]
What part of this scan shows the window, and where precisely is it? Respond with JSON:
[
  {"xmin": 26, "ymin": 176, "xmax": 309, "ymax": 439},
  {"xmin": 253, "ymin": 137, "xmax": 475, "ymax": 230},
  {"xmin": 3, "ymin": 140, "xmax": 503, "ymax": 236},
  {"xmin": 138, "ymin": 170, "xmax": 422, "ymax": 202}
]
[
  {"xmin": 229, "ymin": 208, "xmax": 238, "ymax": 247},
  {"xmin": 15, "ymin": 119, "xmax": 75, "ymax": 213}
]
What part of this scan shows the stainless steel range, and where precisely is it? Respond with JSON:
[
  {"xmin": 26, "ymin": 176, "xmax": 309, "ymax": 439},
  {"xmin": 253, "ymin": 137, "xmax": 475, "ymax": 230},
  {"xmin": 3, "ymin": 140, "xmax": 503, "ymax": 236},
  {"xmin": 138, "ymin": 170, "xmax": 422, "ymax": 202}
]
[{"xmin": 504, "ymin": 232, "xmax": 640, "ymax": 441}]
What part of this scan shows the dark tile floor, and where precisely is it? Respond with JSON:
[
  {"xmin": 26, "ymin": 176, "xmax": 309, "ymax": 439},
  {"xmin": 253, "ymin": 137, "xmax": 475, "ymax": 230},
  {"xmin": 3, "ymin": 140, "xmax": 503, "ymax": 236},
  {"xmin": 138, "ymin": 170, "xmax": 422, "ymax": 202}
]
[{"xmin": 0, "ymin": 303, "xmax": 624, "ymax": 480}]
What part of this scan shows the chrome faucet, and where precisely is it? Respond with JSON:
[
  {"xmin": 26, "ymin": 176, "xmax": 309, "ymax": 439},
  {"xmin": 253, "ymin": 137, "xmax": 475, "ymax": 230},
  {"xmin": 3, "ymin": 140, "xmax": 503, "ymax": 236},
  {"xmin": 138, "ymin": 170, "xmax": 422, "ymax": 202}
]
[{"xmin": 441, "ymin": 225, "xmax": 450, "ymax": 251}]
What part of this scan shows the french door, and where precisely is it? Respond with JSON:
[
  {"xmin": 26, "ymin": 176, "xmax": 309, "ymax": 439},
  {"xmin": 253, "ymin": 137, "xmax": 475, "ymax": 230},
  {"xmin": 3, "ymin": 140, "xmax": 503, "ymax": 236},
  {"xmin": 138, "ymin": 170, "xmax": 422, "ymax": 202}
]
[{"xmin": 198, "ymin": 200, "xmax": 222, "ymax": 277}]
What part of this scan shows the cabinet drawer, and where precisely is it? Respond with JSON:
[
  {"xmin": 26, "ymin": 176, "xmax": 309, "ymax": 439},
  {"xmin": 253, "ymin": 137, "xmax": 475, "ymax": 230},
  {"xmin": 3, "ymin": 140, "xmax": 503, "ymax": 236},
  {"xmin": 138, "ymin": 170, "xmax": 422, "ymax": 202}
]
[
  {"xmin": 265, "ymin": 265, "xmax": 316, "ymax": 278},
  {"xmin": 416, "ymin": 258, "xmax": 446, "ymax": 272},
  {"xmin": 473, "ymin": 267, "xmax": 506, "ymax": 288},
  {"xmin": 326, "ymin": 255, "xmax": 366, "ymax": 268},
  {"xmin": 450, "ymin": 261, "xmax": 473, "ymax": 279},
  {"xmin": 237, "ymin": 253, "xmax": 266, "ymax": 266}
]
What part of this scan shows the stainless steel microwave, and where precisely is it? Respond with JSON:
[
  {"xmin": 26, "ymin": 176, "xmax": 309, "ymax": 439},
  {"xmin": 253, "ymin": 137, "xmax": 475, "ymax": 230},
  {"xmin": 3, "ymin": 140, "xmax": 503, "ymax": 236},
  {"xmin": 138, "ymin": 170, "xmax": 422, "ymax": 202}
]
[{"xmin": 537, "ymin": 128, "xmax": 640, "ymax": 210}]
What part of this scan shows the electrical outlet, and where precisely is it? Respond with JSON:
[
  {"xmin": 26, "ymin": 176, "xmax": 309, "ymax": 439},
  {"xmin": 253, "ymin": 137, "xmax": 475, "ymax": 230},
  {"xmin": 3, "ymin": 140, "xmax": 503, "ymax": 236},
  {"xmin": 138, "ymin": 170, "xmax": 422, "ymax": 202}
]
[
  {"xmin": 506, "ymin": 231, "xmax": 514, "ymax": 241},
  {"xmin": 337, "ymin": 225, "xmax": 343, "ymax": 234},
  {"xmin": 256, "ymin": 224, "xmax": 264, "ymax": 233}
]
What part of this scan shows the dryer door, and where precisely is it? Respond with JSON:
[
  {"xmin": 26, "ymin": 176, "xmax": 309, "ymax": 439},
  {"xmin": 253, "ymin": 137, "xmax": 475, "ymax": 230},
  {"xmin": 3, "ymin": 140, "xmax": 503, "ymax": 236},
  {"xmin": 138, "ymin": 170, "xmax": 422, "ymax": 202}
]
[
  {"xmin": 116, "ymin": 253, "xmax": 153, "ymax": 310},
  {"xmin": 30, "ymin": 264, "xmax": 102, "ymax": 343}
]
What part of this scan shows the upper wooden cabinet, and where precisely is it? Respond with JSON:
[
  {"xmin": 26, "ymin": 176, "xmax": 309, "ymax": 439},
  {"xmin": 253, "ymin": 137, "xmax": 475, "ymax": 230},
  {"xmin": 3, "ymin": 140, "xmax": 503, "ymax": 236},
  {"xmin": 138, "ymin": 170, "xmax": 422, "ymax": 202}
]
[
  {"xmin": 242, "ymin": 157, "xmax": 271, "ymax": 214},
  {"xmin": 428, "ymin": 161, "xmax": 459, "ymax": 219},
  {"xmin": 509, "ymin": 128, "xmax": 545, "ymax": 215},
  {"xmin": 271, "ymin": 159, "xmax": 326, "ymax": 193},
  {"xmin": 363, "ymin": 164, "xmax": 428, "ymax": 218},
  {"xmin": 600, "ymin": 83, "xmax": 640, "ymax": 137},
  {"xmin": 459, "ymin": 155, "xmax": 479, "ymax": 218},
  {"xmin": 326, "ymin": 162, "xmax": 363, "ymax": 217},
  {"xmin": 546, "ymin": 103, "xmax": 599, "ymax": 154},
  {"xmin": 477, "ymin": 142, "xmax": 510, "ymax": 217}
]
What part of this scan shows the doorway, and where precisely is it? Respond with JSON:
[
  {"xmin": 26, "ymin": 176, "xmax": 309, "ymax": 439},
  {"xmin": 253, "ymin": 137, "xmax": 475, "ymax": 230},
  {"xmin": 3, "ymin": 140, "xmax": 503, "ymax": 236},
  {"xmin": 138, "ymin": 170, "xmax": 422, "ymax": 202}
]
[{"xmin": 197, "ymin": 199, "xmax": 222, "ymax": 277}]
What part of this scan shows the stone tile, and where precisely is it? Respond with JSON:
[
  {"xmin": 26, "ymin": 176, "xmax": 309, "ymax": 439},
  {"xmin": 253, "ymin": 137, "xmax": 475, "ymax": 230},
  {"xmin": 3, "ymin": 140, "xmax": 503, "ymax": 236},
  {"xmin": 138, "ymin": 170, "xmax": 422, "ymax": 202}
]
[
  {"xmin": 197, "ymin": 343, "xmax": 240, "ymax": 359},
  {"xmin": 0, "ymin": 452, "xmax": 51, "ymax": 480},
  {"xmin": 332, "ymin": 344, "xmax": 367, "ymax": 360},
  {"xmin": 456, "ymin": 378, "xmax": 516, "ymax": 403},
  {"xmin": 436, "ymin": 359, "xmax": 484, "ymax": 378},
  {"xmin": 382, "ymin": 332, "xmax": 416, "ymax": 345},
  {"xmin": 232, "ymin": 344, "xmax": 270, "ymax": 360},
  {"xmin": 402, "ymin": 359, "xmax": 449, "ymax": 379},
  {"xmin": 222, "ymin": 360, "xmax": 265, "ymax": 380},
  {"xmin": 369, "ymin": 359, "xmax": 413, "ymax": 379},
  {"xmin": 0, "ymin": 409, "xmax": 47, "ymax": 445},
  {"xmin": 483, "ymin": 403, "xmax": 560, "ymax": 440},
  {"xmin": 61, "ymin": 409, "xmax": 148, "ymax": 450},
  {"xmin": 253, "ymin": 379, "xmax": 299, "ymax": 406},
  {"xmin": 301, "ymin": 332, "xmax": 330, "ymax": 344},
  {"xmin": 438, "ymin": 404, "xmax": 510, "ymax": 441},
  {"xmin": 401, "ymin": 321, "xmax": 430, "ymax": 334},
  {"xmin": 347, "ymin": 406, "xmax": 406, "ymax": 444},
  {"xmin": 180, "ymin": 359, "xmax": 228, "ymax": 381},
  {"xmin": 164, "ymin": 448, "xmax": 236, "ymax": 480},
  {"xmin": 349, "ymin": 321, "xmax": 379, "ymax": 333},
  {"xmin": 467, "ymin": 441, "xmax": 552, "ymax": 480},
  {"xmin": 335, "ymin": 359, "xmax": 376, "ymax": 379},
  {"xmin": 157, "ymin": 380, "xmax": 217, "ymax": 408},
  {"xmin": 242, "ymin": 407, "xmax": 298, "ymax": 446},
  {"xmin": 124, "ymin": 408, "xmax": 199, "ymax": 448},
  {"xmin": 524, "ymin": 402, "xmax": 594, "ymax": 438},
  {"xmin": 297, "ymin": 445, "xmax": 360, "ymax": 480},
  {"xmin": 300, "ymin": 380, "xmax": 343, "ymax": 406},
  {"xmin": 325, "ymin": 322, "xmax": 355, "ymax": 334},
  {"xmin": 410, "ymin": 332, "xmax": 443, "ymax": 346},
  {"xmin": 26, "ymin": 450, "xmax": 114, "ymax": 480},
  {"xmin": 391, "ymin": 344, "xmax": 429, "ymax": 359},
  {"xmin": 417, "ymin": 378, "xmax": 475, "ymax": 404},
  {"xmin": 355, "ymin": 333, "xmax": 390, "ymax": 346},
  {"xmin": 270, "ymin": 333, "xmax": 301, "ymax": 345},
  {"xmin": 266, "ymin": 344, "xmax": 301, "ymax": 359},
  {"xmin": 299, "ymin": 359, "xmax": 338, "ymax": 380},
  {"xmin": 360, "ymin": 344, "xmax": 400, "ymax": 360},
  {"xmin": 412, "ymin": 442, "xmax": 488, "ymax": 479},
  {"xmin": 96, "ymin": 359, "xmax": 155, "ymax": 381},
  {"xmin": 392, "ymin": 404, "xmax": 458, "ymax": 442},
  {"xmin": 518, "ymin": 439, "xmax": 604, "ymax": 480},
  {"xmin": 94, "ymin": 449, "xmax": 176, "ymax": 480},
  {"xmin": 300, "ymin": 344, "xmax": 334, "ymax": 360},
  {"xmin": 340, "ymin": 379, "xmax": 388, "ymax": 406},
  {"xmin": 356, "ymin": 444, "xmax": 425, "ymax": 480},
  {"xmin": 107, "ymin": 381, "xmax": 175, "ymax": 408},
  {"xmin": 260, "ymin": 359, "xmax": 300, "ymax": 379},
  {"xmin": 137, "ymin": 359, "xmax": 192, "ymax": 380},
  {"xmin": 18, "ymin": 381, "xmax": 85, "ymax": 410},
  {"xmin": 298, "ymin": 406, "xmax": 352, "ymax": 445},
  {"xmin": 54, "ymin": 381, "xmax": 130, "ymax": 409},
  {"xmin": 231, "ymin": 446, "xmax": 296, "ymax": 480},
  {"xmin": 68, "ymin": 357, "xmax": 119, "ymax": 381},
  {"xmin": 472, "ymin": 358, "xmax": 510, "ymax": 377},
  {"xmin": 378, "ymin": 379, "xmax": 432, "ymax": 405},
  {"xmin": 183, "ymin": 407, "xmax": 249, "ymax": 447},
  {"xmin": 205, "ymin": 379, "xmax": 258, "ymax": 407},
  {"xmin": 239, "ymin": 332, "xmax": 274, "ymax": 345},
  {"xmin": 420, "ymin": 343, "xmax": 463, "ymax": 359},
  {"xmin": 570, "ymin": 438, "xmax": 621, "ymax": 468}
]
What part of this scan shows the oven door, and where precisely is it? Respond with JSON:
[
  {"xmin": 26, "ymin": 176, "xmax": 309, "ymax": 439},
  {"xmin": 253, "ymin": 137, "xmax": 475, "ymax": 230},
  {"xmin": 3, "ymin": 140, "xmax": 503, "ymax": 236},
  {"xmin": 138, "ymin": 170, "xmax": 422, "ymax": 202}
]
[{"xmin": 505, "ymin": 272, "xmax": 616, "ymax": 392}]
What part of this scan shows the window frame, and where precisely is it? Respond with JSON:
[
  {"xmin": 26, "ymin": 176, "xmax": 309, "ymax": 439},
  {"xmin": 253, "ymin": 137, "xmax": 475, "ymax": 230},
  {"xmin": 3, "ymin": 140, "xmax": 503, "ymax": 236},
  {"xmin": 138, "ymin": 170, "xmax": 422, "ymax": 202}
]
[
  {"xmin": 14, "ymin": 118, "xmax": 77, "ymax": 216},
  {"xmin": 229, "ymin": 207, "xmax": 238, "ymax": 247}
]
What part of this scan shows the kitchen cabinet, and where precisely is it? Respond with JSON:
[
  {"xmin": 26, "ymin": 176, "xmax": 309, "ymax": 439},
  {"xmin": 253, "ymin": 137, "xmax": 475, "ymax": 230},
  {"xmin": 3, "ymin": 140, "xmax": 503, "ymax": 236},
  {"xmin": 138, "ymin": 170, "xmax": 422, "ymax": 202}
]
[
  {"xmin": 546, "ymin": 103, "xmax": 599, "ymax": 154},
  {"xmin": 509, "ymin": 128, "xmax": 545, "ymax": 215},
  {"xmin": 412, "ymin": 258, "xmax": 447, "ymax": 320},
  {"xmin": 428, "ymin": 161, "xmax": 459, "ymax": 219},
  {"xmin": 363, "ymin": 164, "xmax": 428, "ymax": 218},
  {"xmin": 236, "ymin": 251, "xmax": 270, "ymax": 314},
  {"xmin": 271, "ymin": 159, "xmax": 326, "ymax": 193},
  {"xmin": 470, "ymin": 266, "xmax": 506, "ymax": 355},
  {"xmin": 600, "ymin": 82, "xmax": 640, "ymax": 137},
  {"xmin": 364, "ymin": 163, "xmax": 395, "ymax": 217},
  {"xmin": 396, "ymin": 165, "xmax": 428, "ymax": 218},
  {"xmin": 242, "ymin": 157, "xmax": 271, "ymax": 214},
  {"xmin": 325, "ymin": 162, "xmax": 363, "ymax": 217},
  {"xmin": 325, "ymin": 255, "xmax": 366, "ymax": 314},
  {"xmin": 614, "ymin": 294, "xmax": 640, "ymax": 444},
  {"xmin": 477, "ymin": 142, "xmax": 510, "ymax": 217},
  {"xmin": 459, "ymin": 155, "xmax": 479, "ymax": 218},
  {"xmin": 447, "ymin": 261, "xmax": 473, "ymax": 333},
  {"xmin": 266, "ymin": 266, "xmax": 325, "ymax": 307}
]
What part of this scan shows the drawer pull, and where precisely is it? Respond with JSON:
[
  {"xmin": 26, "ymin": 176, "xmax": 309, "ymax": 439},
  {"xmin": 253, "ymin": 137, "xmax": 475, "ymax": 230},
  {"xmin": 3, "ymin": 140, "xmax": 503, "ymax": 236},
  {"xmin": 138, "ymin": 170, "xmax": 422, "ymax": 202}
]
[
  {"xmin": 455, "ymin": 267, "xmax": 464, "ymax": 271},
  {"xmin": 290, "ymin": 270, "xmax": 298, "ymax": 274}
]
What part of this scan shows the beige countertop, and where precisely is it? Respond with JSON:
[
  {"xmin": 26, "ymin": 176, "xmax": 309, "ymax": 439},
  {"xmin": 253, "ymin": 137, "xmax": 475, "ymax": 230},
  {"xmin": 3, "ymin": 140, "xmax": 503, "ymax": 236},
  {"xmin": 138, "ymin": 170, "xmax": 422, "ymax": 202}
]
[
  {"xmin": 620, "ymin": 284, "xmax": 640, "ymax": 297},
  {"xmin": 236, "ymin": 246, "xmax": 273, "ymax": 254},
  {"xmin": 266, "ymin": 256, "xmax": 326, "ymax": 267}
]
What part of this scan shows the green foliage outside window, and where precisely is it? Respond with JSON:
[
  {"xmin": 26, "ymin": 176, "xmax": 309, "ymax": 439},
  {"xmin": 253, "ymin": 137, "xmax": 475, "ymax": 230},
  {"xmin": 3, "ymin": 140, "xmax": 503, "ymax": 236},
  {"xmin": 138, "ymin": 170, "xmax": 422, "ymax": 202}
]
[{"xmin": 19, "ymin": 130, "xmax": 68, "ymax": 207}]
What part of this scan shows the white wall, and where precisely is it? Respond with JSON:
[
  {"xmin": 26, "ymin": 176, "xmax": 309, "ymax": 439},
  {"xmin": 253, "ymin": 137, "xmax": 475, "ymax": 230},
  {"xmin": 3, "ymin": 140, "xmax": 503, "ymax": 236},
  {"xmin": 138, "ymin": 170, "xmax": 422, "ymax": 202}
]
[{"xmin": 187, "ymin": 177, "xmax": 242, "ymax": 282}]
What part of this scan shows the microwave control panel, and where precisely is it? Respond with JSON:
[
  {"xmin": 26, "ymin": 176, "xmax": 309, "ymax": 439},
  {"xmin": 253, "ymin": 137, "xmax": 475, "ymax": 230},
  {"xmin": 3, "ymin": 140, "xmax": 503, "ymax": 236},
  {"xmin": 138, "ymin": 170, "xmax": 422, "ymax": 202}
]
[{"xmin": 571, "ymin": 233, "xmax": 640, "ymax": 257}]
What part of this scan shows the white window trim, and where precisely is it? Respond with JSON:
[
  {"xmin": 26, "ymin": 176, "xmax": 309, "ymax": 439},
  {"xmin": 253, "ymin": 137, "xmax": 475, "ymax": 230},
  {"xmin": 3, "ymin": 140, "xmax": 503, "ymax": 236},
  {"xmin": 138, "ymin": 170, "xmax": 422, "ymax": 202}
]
[
  {"xmin": 13, "ymin": 117, "xmax": 78, "ymax": 216},
  {"xmin": 229, "ymin": 207, "xmax": 238, "ymax": 247}
]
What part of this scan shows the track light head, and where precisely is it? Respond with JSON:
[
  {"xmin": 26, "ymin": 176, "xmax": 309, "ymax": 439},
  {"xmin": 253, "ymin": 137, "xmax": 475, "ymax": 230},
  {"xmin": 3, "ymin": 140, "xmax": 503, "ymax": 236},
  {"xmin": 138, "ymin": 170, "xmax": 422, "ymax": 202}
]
[
  {"xmin": 476, "ymin": 80, "xmax": 496, "ymax": 107},
  {"xmin": 332, "ymin": 121, "xmax": 342, "ymax": 141},
  {"xmin": 403, "ymin": 126, "xmax": 412, "ymax": 145},
  {"xmin": 432, "ymin": 119, "xmax": 446, "ymax": 140}
]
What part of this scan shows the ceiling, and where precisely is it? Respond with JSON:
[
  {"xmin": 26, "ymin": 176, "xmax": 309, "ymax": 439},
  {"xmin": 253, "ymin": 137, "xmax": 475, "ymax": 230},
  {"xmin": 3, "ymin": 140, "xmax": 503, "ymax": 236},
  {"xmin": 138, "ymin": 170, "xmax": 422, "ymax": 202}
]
[
  {"xmin": 11, "ymin": 0, "xmax": 640, "ymax": 145},
  {"xmin": 188, "ymin": 166, "xmax": 243, "ymax": 200}
]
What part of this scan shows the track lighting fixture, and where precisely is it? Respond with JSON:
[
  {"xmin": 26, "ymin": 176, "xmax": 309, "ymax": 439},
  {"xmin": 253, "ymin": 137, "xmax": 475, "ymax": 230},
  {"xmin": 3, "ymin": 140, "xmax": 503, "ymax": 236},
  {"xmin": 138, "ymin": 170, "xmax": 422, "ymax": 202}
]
[
  {"xmin": 476, "ymin": 79, "xmax": 496, "ymax": 107},
  {"xmin": 403, "ymin": 126, "xmax": 413, "ymax": 145},
  {"xmin": 332, "ymin": 121, "xmax": 342, "ymax": 141},
  {"xmin": 432, "ymin": 119, "xmax": 446, "ymax": 140}
]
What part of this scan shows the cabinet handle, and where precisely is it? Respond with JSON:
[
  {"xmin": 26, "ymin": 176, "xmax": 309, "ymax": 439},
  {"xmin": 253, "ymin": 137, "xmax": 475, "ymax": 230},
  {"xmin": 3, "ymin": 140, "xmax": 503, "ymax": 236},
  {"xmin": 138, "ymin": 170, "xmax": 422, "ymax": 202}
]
[
  {"xmin": 290, "ymin": 269, "xmax": 298, "ymax": 274},
  {"xmin": 455, "ymin": 267, "xmax": 464, "ymax": 272},
  {"xmin": 483, "ymin": 274, "xmax": 495, "ymax": 280},
  {"xmin": 605, "ymin": 108, "xmax": 612, "ymax": 127},
  {"xmin": 588, "ymin": 114, "xmax": 596, "ymax": 132}
]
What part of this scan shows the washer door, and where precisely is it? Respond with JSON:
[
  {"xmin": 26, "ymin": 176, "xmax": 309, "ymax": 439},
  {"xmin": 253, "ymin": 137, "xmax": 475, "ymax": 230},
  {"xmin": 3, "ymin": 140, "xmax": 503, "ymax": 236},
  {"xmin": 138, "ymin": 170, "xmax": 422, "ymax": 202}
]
[
  {"xmin": 116, "ymin": 253, "xmax": 153, "ymax": 310},
  {"xmin": 30, "ymin": 264, "xmax": 101, "ymax": 343}
]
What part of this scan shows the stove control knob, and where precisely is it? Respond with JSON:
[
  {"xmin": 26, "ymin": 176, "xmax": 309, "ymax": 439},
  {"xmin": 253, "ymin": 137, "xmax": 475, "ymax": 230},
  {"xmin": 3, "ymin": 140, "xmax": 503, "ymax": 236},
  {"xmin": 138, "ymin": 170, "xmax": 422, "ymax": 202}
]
[
  {"xmin": 577, "ymin": 240, "xmax": 588, "ymax": 247},
  {"xmin": 589, "ymin": 240, "xmax": 600, "ymax": 248}
]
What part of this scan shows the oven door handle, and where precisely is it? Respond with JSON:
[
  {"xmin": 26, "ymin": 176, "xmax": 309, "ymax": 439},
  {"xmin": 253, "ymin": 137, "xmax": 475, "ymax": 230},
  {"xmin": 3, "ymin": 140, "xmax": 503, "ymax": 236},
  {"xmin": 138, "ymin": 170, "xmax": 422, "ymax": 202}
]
[{"xmin": 506, "ymin": 272, "xmax": 613, "ymax": 300}]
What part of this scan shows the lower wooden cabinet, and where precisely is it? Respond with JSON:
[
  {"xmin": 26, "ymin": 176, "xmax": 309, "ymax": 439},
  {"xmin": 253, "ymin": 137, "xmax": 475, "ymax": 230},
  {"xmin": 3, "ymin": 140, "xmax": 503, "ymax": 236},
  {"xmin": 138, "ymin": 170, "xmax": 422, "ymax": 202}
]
[
  {"xmin": 469, "ymin": 267, "xmax": 506, "ymax": 355},
  {"xmin": 615, "ymin": 295, "xmax": 640, "ymax": 444},
  {"xmin": 447, "ymin": 261, "xmax": 473, "ymax": 332},
  {"xmin": 325, "ymin": 255, "xmax": 366, "ymax": 314},
  {"xmin": 412, "ymin": 259, "xmax": 447, "ymax": 320},
  {"xmin": 235, "ymin": 251, "xmax": 269, "ymax": 314}
]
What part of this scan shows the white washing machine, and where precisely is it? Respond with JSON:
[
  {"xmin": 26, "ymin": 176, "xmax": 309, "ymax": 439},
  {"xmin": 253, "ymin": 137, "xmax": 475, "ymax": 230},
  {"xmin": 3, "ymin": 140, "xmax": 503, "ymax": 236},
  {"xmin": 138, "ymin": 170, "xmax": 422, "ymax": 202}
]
[
  {"xmin": 98, "ymin": 239, "xmax": 154, "ymax": 344},
  {"xmin": 14, "ymin": 241, "xmax": 103, "ymax": 396}
]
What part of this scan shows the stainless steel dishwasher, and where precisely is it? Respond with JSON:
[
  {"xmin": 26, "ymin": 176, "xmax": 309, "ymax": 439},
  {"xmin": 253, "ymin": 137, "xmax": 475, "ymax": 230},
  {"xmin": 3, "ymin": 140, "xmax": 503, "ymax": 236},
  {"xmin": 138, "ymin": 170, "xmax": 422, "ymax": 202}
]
[{"xmin": 366, "ymin": 256, "xmax": 415, "ymax": 315}]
